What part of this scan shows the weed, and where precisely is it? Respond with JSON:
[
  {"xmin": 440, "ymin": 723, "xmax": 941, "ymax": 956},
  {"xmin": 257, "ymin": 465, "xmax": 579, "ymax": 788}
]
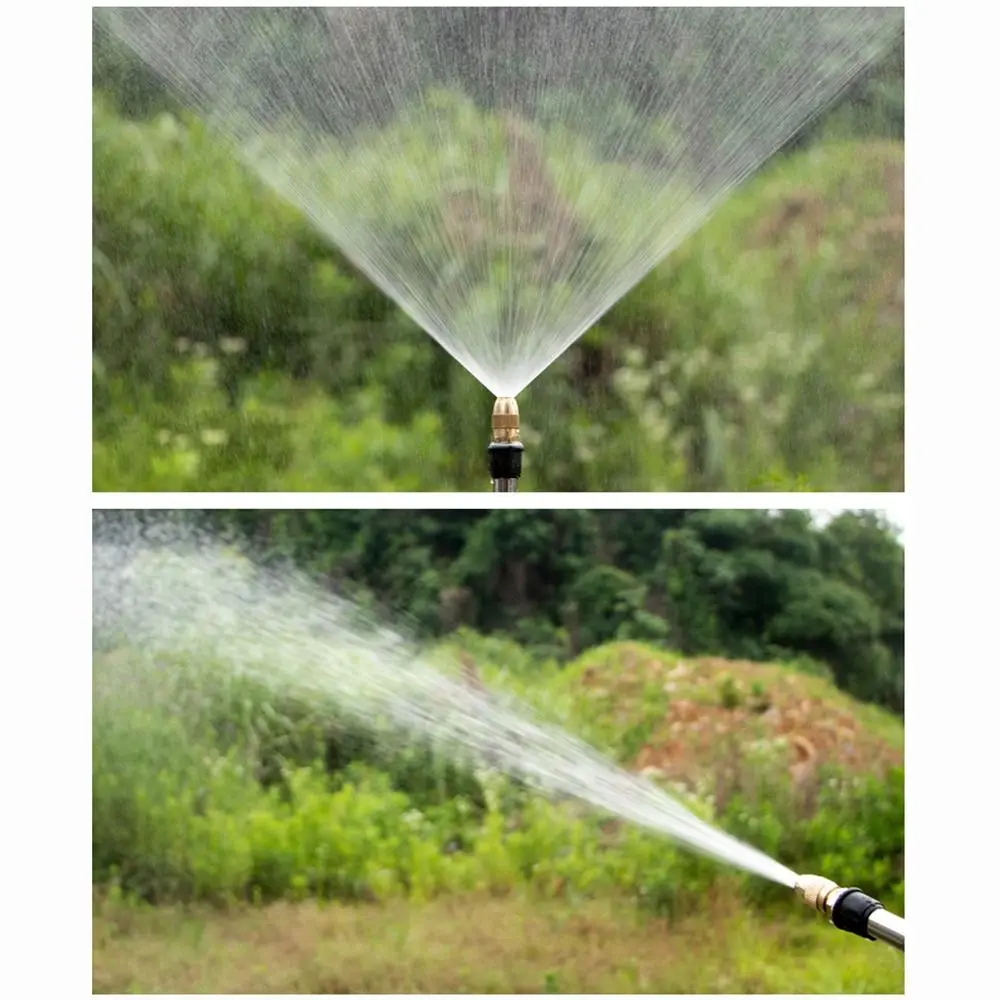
[{"xmin": 718, "ymin": 673, "xmax": 743, "ymax": 709}]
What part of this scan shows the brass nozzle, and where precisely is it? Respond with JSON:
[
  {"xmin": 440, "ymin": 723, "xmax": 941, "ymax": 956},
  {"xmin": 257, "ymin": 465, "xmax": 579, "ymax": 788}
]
[
  {"xmin": 795, "ymin": 874, "xmax": 842, "ymax": 915},
  {"xmin": 491, "ymin": 396, "xmax": 520, "ymax": 444}
]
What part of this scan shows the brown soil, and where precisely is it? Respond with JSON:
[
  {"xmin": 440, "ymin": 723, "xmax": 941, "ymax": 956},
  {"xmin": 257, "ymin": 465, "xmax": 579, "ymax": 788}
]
[{"xmin": 577, "ymin": 647, "xmax": 901, "ymax": 789}]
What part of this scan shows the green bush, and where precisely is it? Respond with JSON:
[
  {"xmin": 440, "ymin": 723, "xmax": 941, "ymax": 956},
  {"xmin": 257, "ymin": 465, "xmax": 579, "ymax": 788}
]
[
  {"xmin": 93, "ymin": 359, "xmax": 456, "ymax": 491},
  {"xmin": 718, "ymin": 673, "xmax": 743, "ymax": 710},
  {"xmin": 720, "ymin": 759, "xmax": 904, "ymax": 905},
  {"xmin": 802, "ymin": 767, "xmax": 904, "ymax": 898}
]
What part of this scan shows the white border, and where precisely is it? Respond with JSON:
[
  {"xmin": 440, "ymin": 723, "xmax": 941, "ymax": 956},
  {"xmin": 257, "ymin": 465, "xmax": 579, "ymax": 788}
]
[
  {"xmin": 95, "ymin": 491, "xmax": 902, "ymax": 511},
  {"xmin": 7, "ymin": 3, "xmax": 1000, "ymax": 999}
]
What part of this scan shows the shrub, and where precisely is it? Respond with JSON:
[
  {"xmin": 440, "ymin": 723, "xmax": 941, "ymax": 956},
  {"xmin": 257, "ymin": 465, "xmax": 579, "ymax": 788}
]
[
  {"xmin": 93, "ymin": 643, "xmax": 902, "ymax": 911},
  {"xmin": 718, "ymin": 673, "xmax": 743, "ymax": 710},
  {"xmin": 93, "ymin": 358, "xmax": 456, "ymax": 492}
]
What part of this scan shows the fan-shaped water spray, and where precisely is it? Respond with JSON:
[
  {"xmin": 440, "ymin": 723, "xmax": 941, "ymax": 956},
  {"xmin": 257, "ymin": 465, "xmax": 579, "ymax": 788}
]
[
  {"xmin": 99, "ymin": 7, "xmax": 901, "ymax": 400},
  {"xmin": 93, "ymin": 513, "xmax": 795, "ymax": 888}
]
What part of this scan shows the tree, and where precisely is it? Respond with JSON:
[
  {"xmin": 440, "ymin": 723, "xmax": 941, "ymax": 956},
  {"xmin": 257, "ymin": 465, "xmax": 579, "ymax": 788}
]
[
  {"xmin": 453, "ymin": 510, "xmax": 600, "ymax": 629},
  {"xmin": 124, "ymin": 508, "xmax": 904, "ymax": 713},
  {"xmin": 766, "ymin": 573, "xmax": 881, "ymax": 695},
  {"xmin": 566, "ymin": 565, "xmax": 668, "ymax": 650}
]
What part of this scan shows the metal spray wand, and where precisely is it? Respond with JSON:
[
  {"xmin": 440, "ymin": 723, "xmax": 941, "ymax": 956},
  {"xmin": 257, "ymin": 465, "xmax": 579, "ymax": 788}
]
[{"xmin": 794, "ymin": 874, "xmax": 904, "ymax": 952}]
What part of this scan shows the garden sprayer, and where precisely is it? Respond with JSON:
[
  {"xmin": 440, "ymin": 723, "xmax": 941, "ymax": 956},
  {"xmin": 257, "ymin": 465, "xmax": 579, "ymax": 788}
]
[{"xmin": 795, "ymin": 874, "xmax": 904, "ymax": 952}]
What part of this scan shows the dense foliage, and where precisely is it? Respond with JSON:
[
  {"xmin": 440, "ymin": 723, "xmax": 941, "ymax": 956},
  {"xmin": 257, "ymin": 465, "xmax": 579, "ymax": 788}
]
[
  {"xmin": 92, "ymin": 30, "xmax": 903, "ymax": 491},
  {"xmin": 144, "ymin": 508, "xmax": 902, "ymax": 714},
  {"xmin": 93, "ymin": 637, "xmax": 904, "ymax": 914}
]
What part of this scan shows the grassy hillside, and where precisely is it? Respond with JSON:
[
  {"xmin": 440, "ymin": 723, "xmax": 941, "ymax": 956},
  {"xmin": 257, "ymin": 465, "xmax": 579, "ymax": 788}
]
[
  {"xmin": 93, "ymin": 637, "xmax": 903, "ymax": 993},
  {"xmin": 93, "ymin": 92, "xmax": 904, "ymax": 490}
]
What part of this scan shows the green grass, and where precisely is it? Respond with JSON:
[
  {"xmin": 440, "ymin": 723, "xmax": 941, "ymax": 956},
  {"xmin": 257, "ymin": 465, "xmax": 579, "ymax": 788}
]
[
  {"xmin": 93, "ymin": 638, "xmax": 903, "ymax": 992},
  {"xmin": 93, "ymin": 891, "xmax": 903, "ymax": 994}
]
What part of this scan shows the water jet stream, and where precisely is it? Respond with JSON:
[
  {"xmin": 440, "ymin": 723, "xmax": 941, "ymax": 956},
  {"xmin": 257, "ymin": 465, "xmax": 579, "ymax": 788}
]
[
  {"xmin": 97, "ymin": 8, "xmax": 902, "ymax": 401},
  {"xmin": 93, "ymin": 514, "xmax": 794, "ymax": 888}
]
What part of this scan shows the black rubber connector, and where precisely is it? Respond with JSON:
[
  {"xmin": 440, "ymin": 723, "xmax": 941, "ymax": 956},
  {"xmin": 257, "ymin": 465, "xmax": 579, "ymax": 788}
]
[
  {"xmin": 488, "ymin": 441, "xmax": 524, "ymax": 481},
  {"xmin": 830, "ymin": 888, "xmax": 884, "ymax": 941}
]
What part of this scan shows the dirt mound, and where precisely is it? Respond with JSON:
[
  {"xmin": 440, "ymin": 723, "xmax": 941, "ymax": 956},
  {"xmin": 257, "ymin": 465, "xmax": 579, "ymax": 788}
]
[{"xmin": 572, "ymin": 644, "xmax": 902, "ymax": 791}]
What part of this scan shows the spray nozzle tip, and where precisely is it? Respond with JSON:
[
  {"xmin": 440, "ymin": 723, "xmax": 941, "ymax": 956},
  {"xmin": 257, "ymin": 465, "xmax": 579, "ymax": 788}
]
[
  {"xmin": 794, "ymin": 874, "xmax": 841, "ymax": 914},
  {"xmin": 491, "ymin": 396, "xmax": 520, "ymax": 443}
]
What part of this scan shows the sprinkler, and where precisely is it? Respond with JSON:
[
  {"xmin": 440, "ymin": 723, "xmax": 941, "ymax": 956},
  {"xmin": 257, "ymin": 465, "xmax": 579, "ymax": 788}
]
[
  {"xmin": 102, "ymin": 10, "xmax": 905, "ymax": 470},
  {"xmin": 488, "ymin": 396, "xmax": 524, "ymax": 492},
  {"xmin": 795, "ymin": 874, "xmax": 905, "ymax": 952}
]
